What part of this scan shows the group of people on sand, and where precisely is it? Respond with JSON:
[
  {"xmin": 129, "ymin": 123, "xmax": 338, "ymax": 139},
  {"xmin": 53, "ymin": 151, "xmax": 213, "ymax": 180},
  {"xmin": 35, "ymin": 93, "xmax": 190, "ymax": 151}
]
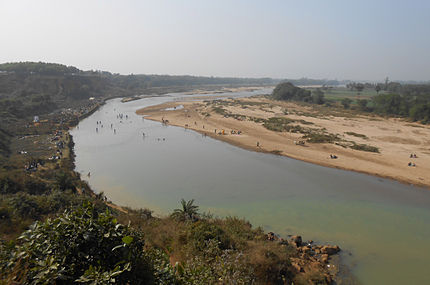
[
  {"xmin": 213, "ymin": 128, "xmax": 242, "ymax": 136},
  {"xmin": 408, "ymin": 153, "xmax": 418, "ymax": 167},
  {"xmin": 329, "ymin": 154, "xmax": 338, "ymax": 159}
]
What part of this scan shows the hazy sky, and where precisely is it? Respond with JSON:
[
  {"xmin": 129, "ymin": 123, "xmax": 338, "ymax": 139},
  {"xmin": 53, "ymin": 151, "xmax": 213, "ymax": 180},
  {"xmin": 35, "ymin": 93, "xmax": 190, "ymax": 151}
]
[{"xmin": 1, "ymin": 0, "xmax": 429, "ymax": 81}]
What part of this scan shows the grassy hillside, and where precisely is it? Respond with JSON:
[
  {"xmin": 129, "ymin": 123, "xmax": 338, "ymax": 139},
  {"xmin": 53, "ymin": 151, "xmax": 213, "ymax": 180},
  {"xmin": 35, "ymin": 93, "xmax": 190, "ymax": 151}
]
[{"xmin": 0, "ymin": 62, "xmax": 277, "ymax": 121}]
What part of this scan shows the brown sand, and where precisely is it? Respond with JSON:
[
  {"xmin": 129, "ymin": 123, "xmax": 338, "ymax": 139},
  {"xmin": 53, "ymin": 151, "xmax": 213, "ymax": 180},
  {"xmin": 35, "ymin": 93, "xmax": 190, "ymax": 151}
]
[{"xmin": 137, "ymin": 97, "xmax": 430, "ymax": 189}]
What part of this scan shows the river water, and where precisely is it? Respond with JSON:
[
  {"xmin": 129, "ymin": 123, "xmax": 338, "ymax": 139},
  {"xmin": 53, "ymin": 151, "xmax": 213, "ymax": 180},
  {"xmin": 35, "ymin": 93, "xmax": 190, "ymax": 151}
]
[{"xmin": 70, "ymin": 89, "xmax": 430, "ymax": 285}]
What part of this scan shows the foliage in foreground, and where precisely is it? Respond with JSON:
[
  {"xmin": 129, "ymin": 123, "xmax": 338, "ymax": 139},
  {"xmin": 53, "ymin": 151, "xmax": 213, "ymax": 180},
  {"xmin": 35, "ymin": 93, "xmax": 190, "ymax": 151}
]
[
  {"xmin": 1, "ymin": 196, "xmax": 336, "ymax": 285},
  {"xmin": 0, "ymin": 203, "xmax": 175, "ymax": 284}
]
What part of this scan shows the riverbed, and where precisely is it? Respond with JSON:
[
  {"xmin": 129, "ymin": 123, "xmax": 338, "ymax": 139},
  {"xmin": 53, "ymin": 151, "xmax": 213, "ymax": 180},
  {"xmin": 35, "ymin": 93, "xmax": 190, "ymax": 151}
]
[{"xmin": 71, "ymin": 89, "xmax": 430, "ymax": 285}]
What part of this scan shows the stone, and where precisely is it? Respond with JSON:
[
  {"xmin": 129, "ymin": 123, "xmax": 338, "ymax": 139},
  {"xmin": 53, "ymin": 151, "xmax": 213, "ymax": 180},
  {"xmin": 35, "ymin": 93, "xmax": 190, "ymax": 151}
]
[
  {"xmin": 301, "ymin": 246, "xmax": 311, "ymax": 254},
  {"xmin": 291, "ymin": 262, "xmax": 304, "ymax": 272},
  {"xmin": 290, "ymin": 235, "xmax": 302, "ymax": 247},
  {"xmin": 321, "ymin": 254, "xmax": 329, "ymax": 263},
  {"xmin": 320, "ymin": 245, "xmax": 340, "ymax": 255}
]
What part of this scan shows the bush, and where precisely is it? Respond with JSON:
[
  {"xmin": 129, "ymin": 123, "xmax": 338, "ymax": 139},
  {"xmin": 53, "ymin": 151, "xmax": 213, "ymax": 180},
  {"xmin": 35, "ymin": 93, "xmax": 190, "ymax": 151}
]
[
  {"xmin": 55, "ymin": 171, "xmax": 76, "ymax": 192},
  {"xmin": 341, "ymin": 98, "xmax": 352, "ymax": 109},
  {"xmin": 177, "ymin": 239, "xmax": 254, "ymax": 284},
  {"xmin": 345, "ymin": 132, "xmax": 368, "ymax": 139},
  {"xmin": 263, "ymin": 117, "xmax": 295, "ymax": 132},
  {"xmin": 272, "ymin": 82, "xmax": 312, "ymax": 102},
  {"xmin": 303, "ymin": 132, "xmax": 339, "ymax": 143},
  {"xmin": 0, "ymin": 203, "xmax": 161, "ymax": 284},
  {"xmin": 189, "ymin": 221, "xmax": 230, "ymax": 252},
  {"xmin": 350, "ymin": 143, "xmax": 379, "ymax": 153},
  {"xmin": 0, "ymin": 177, "xmax": 21, "ymax": 194},
  {"xmin": 357, "ymin": 99, "xmax": 369, "ymax": 111}
]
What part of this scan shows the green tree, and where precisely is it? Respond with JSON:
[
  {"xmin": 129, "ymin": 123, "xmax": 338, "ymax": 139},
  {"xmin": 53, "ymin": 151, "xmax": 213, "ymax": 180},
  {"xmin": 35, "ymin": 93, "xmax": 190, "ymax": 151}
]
[
  {"xmin": 271, "ymin": 82, "xmax": 312, "ymax": 102},
  {"xmin": 375, "ymin": 84, "xmax": 381, "ymax": 94},
  {"xmin": 357, "ymin": 99, "xmax": 369, "ymax": 111},
  {"xmin": 172, "ymin": 199, "xmax": 200, "ymax": 221},
  {"xmin": 312, "ymin": 88, "xmax": 325, "ymax": 104},
  {"xmin": 55, "ymin": 171, "xmax": 75, "ymax": 191},
  {"xmin": 355, "ymin": 83, "xmax": 364, "ymax": 98},
  {"xmin": 341, "ymin": 98, "xmax": 352, "ymax": 109}
]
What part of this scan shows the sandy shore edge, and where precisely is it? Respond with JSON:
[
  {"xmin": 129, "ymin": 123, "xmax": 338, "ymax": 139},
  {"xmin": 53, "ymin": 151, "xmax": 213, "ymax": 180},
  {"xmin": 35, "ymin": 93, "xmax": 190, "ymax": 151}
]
[{"xmin": 137, "ymin": 100, "xmax": 430, "ymax": 190}]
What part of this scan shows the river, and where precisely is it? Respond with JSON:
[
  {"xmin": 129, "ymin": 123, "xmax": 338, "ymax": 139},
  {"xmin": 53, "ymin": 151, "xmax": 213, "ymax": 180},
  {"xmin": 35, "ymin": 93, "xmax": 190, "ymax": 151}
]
[{"xmin": 70, "ymin": 89, "xmax": 430, "ymax": 285}]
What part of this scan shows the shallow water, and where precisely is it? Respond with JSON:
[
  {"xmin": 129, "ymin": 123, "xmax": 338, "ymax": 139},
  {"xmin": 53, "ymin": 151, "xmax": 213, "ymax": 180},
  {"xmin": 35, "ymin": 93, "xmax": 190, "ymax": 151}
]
[{"xmin": 71, "ymin": 90, "xmax": 430, "ymax": 285}]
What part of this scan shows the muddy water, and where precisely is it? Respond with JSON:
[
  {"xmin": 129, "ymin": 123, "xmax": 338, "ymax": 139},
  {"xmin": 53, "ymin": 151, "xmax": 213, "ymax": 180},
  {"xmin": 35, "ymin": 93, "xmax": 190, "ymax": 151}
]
[{"xmin": 71, "ymin": 90, "xmax": 430, "ymax": 285}]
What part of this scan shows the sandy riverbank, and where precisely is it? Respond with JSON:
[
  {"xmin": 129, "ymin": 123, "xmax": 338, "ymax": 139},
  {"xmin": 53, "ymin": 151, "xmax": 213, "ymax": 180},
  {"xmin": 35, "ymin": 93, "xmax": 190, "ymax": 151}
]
[{"xmin": 137, "ymin": 97, "xmax": 430, "ymax": 189}]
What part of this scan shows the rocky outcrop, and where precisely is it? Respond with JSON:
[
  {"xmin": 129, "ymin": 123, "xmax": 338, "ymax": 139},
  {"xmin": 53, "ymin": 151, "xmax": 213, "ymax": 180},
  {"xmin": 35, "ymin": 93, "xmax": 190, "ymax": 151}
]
[
  {"xmin": 267, "ymin": 232, "xmax": 342, "ymax": 284},
  {"xmin": 290, "ymin": 235, "xmax": 302, "ymax": 246}
]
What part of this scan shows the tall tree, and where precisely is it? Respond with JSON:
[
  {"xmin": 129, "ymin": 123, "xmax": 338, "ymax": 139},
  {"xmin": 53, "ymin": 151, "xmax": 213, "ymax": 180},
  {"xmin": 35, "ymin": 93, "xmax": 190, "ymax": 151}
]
[{"xmin": 172, "ymin": 199, "xmax": 200, "ymax": 221}]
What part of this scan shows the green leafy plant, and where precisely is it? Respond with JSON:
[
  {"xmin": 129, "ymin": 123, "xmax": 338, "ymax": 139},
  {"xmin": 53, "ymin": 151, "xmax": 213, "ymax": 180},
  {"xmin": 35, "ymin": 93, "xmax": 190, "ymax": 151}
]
[
  {"xmin": 172, "ymin": 199, "xmax": 200, "ymax": 222},
  {"xmin": 0, "ymin": 203, "xmax": 156, "ymax": 284}
]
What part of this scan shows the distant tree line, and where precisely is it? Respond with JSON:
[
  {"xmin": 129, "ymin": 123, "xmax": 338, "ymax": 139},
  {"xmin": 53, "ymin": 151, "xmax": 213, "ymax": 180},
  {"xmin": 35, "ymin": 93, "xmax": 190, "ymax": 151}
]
[
  {"xmin": 0, "ymin": 62, "xmax": 279, "ymax": 119},
  {"xmin": 0, "ymin": 62, "xmax": 81, "ymax": 75},
  {"xmin": 272, "ymin": 82, "xmax": 326, "ymax": 105},
  {"xmin": 286, "ymin": 78, "xmax": 342, "ymax": 86},
  {"xmin": 345, "ymin": 80, "xmax": 430, "ymax": 123},
  {"xmin": 273, "ymin": 81, "xmax": 430, "ymax": 123}
]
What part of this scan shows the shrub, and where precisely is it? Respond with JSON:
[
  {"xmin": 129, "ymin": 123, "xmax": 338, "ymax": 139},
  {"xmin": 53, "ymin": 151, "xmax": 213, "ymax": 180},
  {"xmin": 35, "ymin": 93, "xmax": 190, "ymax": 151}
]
[
  {"xmin": 263, "ymin": 117, "xmax": 295, "ymax": 132},
  {"xmin": 341, "ymin": 98, "xmax": 352, "ymax": 109},
  {"xmin": 212, "ymin": 106, "xmax": 227, "ymax": 116},
  {"xmin": 350, "ymin": 143, "xmax": 379, "ymax": 153},
  {"xmin": 0, "ymin": 176, "xmax": 22, "ymax": 194},
  {"xmin": 189, "ymin": 221, "xmax": 230, "ymax": 252},
  {"xmin": 345, "ymin": 132, "xmax": 368, "ymax": 139},
  {"xmin": 177, "ymin": 239, "xmax": 254, "ymax": 284},
  {"xmin": 55, "ymin": 171, "xmax": 76, "ymax": 192},
  {"xmin": 272, "ymin": 82, "xmax": 312, "ymax": 102},
  {"xmin": 303, "ymin": 132, "xmax": 340, "ymax": 143},
  {"xmin": 0, "ymin": 203, "xmax": 161, "ymax": 284}
]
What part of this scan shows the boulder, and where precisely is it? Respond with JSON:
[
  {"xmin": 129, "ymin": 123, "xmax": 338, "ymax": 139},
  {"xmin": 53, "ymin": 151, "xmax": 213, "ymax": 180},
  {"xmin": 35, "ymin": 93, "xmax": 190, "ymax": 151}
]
[
  {"xmin": 291, "ymin": 262, "xmax": 304, "ymax": 272},
  {"xmin": 301, "ymin": 246, "xmax": 311, "ymax": 254},
  {"xmin": 320, "ymin": 245, "xmax": 340, "ymax": 255},
  {"xmin": 321, "ymin": 254, "xmax": 329, "ymax": 263},
  {"xmin": 290, "ymin": 235, "xmax": 302, "ymax": 247}
]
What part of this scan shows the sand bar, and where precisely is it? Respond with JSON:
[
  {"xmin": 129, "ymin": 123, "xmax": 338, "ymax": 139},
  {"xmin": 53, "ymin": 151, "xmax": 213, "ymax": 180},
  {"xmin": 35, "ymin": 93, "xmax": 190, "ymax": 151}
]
[{"xmin": 137, "ymin": 97, "xmax": 430, "ymax": 189}]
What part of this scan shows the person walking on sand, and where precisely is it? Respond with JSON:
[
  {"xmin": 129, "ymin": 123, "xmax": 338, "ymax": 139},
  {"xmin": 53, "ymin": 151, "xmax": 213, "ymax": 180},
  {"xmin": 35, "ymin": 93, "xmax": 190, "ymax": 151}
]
[{"xmin": 257, "ymin": 141, "xmax": 260, "ymax": 147}]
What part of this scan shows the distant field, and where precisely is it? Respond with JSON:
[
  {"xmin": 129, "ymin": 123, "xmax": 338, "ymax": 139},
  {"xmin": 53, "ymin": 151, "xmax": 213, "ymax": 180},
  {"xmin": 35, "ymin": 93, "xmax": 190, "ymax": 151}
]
[{"xmin": 311, "ymin": 87, "xmax": 380, "ymax": 103}]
